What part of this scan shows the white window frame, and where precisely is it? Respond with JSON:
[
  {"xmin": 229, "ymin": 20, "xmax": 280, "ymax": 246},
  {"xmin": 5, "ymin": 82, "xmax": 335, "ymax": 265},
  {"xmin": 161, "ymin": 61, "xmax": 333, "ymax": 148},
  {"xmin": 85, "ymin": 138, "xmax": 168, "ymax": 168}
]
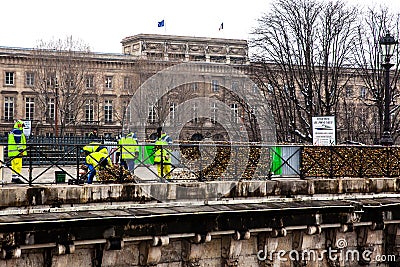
[
  {"xmin": 211, "ymin": 102, "xmax": 218, "ymax": 123},
  {"xmin": 231, "ymin": 103, "xmax": 239, "ymax": 123},
  {"xmin": 86, "ymin": 75, "xmax": 94, "ymax": 89},
  {"xmin": 4, "ymin": 96, "xmax": 14, "ymax": 121},
  {"xmin": 26, "ymin": 72, "xmax": 35, "ymax": 87},
  {"xmin": 104, "ymin": 100, "xmax": 113, "ymax": 123},
  {"xmin": 124, "ymin": 76, "xmax": 132, "ymax": 90},
  {"xmin": 85, "ymin": 99, "xmax": 94, "ymax": 122},
  {"xmin": 360, "ymin": 87, "xmax": 367, "ymax": 99},
  {"xmin": 148, "ymin": 104, "xmax": 156, "ymax": 123},
  {"xmin": 232, "ymin": 81, "xmax": 239, "ymax": 91},
  {"xmin": 25, "ymin": 97, "xmax": 35, "ymax": 120},
  {"xmin": 252, "ymin": 84, "xmax": 259, "ymax": 93},
  {"xmin": 212, "ymin": 80, "xmax": 219, "ymax": 92},
  {"xmin": 105, "ymin": 76, "xmax": 113, "ymax": 89},
  {"xmin": 66, "ymin": 103, "xmax": 75, "ymax": 123},
  {"xmin": 48, "ymin": 98, "xmax": 55, "ymax": 121},
  {"xmin": 122, "ymin": 101, "xmax": 131, "ymax": 122},
  {"xmin": 169, "ymin": 102, "xmax": 176, "ymax": 121},
  {"xmin": 5, "ymin": 72, "xmax": 15, "ymax": 86},
  {"xmin": 192, "ymin": 102, "xmax": 198, "ymax": 123}
]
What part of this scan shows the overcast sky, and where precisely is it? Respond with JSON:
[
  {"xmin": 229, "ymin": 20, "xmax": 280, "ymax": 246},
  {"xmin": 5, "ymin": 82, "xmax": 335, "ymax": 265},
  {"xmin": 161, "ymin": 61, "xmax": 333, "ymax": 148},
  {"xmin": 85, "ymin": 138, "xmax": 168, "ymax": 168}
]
[{"xmin": 1, "ymin": 0, "xmax": 399, "ymax": 54}]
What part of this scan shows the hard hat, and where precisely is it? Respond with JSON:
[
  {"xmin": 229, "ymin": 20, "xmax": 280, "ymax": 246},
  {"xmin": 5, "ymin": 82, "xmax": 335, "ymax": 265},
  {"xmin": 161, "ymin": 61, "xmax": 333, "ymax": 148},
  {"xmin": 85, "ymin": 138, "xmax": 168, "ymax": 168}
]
[{"xmin": 14, "ymin": 120, "xmax": 25, "ymax": 130}]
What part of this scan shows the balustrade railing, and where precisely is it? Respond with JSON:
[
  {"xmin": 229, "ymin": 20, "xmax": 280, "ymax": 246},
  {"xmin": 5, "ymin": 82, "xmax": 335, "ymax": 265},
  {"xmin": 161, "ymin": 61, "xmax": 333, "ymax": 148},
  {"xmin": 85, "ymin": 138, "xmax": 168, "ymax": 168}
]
[{"xmin": 0, "ymin": 139, "xmax": 398, "ymax": 185}]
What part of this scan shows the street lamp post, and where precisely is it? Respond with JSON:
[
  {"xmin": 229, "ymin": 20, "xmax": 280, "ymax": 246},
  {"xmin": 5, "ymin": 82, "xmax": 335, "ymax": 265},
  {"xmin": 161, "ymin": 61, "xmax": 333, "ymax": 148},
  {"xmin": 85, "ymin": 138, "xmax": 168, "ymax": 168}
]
[{"xmin": 379, "ymin": 32, "xmax": 398, "ymax": 146}]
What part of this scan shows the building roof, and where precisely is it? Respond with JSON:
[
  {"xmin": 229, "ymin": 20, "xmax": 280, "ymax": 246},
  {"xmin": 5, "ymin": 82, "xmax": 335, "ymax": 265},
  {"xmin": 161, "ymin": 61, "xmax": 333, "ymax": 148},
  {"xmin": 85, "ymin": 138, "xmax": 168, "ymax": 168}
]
[{"xmin": 121, "ymin": 33, "xmax": 248, "ymax": 46}]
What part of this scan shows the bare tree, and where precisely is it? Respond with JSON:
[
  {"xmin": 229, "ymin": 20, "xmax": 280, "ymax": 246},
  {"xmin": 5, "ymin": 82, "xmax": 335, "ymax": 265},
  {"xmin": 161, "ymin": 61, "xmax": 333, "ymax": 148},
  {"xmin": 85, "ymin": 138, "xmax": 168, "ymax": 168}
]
[
  {"xmin": 251, "ymin": 0, "xmax": 359, "ymax": 143},
  {"xmin": 352, "ymin": 6, "xmax": 400, "ymax": 143},
  {"xmin": 31, "ymin": 36, "xmax": 92, "ymax": 136}
]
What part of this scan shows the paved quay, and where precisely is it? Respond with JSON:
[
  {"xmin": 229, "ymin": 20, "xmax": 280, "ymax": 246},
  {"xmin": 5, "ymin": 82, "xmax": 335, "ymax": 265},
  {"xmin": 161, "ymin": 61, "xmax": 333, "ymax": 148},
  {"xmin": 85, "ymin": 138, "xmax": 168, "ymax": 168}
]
[{"xmin": 0, "ymin": 165, "xmax": 161, "ymax": 185}]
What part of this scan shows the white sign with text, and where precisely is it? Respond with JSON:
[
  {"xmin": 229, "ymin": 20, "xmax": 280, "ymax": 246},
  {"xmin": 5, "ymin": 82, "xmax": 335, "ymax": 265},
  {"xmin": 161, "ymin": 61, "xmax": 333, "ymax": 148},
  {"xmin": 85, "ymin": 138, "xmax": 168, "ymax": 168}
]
[{"xmin": 312, "ymin": 116, "xmax": 336, "ymax": 145}]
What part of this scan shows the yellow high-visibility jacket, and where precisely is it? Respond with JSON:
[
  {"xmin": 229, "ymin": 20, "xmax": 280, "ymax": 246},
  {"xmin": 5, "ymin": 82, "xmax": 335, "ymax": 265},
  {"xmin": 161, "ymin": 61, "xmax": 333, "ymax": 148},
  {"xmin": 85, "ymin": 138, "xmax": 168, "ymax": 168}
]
[
  {"xmin": 154, "ymin": 133, "xmax": 172, "ymax": 164},
  {"xmin": 118, "ymin": 134, "xmax": 139, "ymax": 160},
  {"xmin": 83, "ymin": 142, "xmax": 108, "ymax": 155},
  {"xmin": 8, "ymin": 129, "xmax": 27, "ymax": 158},
  {"xmin": 86, "ymin": 151, "xmax": 111, "ymax": 170}
]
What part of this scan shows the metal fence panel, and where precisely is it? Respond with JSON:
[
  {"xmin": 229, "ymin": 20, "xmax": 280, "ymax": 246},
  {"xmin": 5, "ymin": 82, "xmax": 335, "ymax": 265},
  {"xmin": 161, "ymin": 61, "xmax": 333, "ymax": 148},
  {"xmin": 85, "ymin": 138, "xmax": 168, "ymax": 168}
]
[{"xmin": 281, "ymin": 146, "xmax": 300, "ymax": 176}]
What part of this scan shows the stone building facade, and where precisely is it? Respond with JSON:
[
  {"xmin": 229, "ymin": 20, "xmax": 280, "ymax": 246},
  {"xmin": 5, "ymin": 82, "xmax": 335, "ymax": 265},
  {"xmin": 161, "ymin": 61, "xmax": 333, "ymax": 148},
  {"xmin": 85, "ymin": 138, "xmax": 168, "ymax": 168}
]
[
  {"xmin": 0, "ymin": 34, "xmax": 377, "ymax": 143},
  {"xmin": 0, "ymin": 34, "xmax": 252, "ymax": 140}
]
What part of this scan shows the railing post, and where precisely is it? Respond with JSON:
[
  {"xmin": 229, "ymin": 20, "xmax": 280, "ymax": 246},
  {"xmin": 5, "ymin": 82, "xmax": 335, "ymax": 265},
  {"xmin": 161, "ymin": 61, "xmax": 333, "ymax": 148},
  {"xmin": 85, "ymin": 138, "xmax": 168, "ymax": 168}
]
[
  {"xmin": 386, "ymin": 146, "xmax": 391, "ymax": 177},
  {"xmin": 160, "ymin": 146, "xmax": 164, "ymax": 179},
  {"xmin": 28, "ymin": 144, "xmax": 33, "ymax": 186},
  {"xmin": 234, "ymin": 145, "xmax": 238, "ymax": 180},
  {"xmin": 119, "ymin": 144, "xmax": 123, "ymax": 183},
  {"xmin": 359, "ymin": 146, "xmax": 364, "ymax": 178},
  {"xmin": 76, "ymin": 144, "xmax": 80, "ymax": 184},
  {"xmin": 299, "ymin": 146, "xmax": 304, "ymax": 179},
  {"xmin": 329, "ymin": 146, "xmax": 333, "ymax": 178},
  {"xmin": 199, "ymin": 144, "xmax": 203, "ymax": 181}
]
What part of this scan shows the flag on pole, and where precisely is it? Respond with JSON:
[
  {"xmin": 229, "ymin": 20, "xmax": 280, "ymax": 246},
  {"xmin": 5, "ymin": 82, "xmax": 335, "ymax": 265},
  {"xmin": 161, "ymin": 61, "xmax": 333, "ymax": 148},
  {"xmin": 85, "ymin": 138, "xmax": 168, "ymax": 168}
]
[
  {"xmin": 219, "ymin": 22, "xmax": 224, "ymax": 31},
  {"xmin": 158, "ymin": 20, "xmax": 165, "ymax": 27}
]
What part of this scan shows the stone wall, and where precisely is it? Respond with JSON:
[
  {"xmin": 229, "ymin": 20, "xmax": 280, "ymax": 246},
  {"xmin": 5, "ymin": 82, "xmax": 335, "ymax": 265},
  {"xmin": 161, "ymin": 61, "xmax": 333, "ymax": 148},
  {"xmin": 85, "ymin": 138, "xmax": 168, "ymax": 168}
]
[
  {"xmin": 0, "ymin": 228, "xmax": 395, "ymax": 267},
  {"xmin": 0, "ymin": 178, "xmax": 399, "ymax": 266}
]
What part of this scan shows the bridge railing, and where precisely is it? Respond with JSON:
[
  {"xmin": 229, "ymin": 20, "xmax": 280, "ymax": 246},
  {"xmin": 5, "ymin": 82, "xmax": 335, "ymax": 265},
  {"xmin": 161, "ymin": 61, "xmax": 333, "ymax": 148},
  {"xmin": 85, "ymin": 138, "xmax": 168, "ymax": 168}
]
[{"xmin": 0, "ymin": 141, "xmax": 398, "ymax": 185}]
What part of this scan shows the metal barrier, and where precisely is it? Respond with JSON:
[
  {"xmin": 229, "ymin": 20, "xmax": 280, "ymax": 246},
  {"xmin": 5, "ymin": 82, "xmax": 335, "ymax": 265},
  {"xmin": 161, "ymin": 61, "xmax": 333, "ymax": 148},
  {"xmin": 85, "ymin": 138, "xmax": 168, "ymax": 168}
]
[{"xmin": 1, "ymin": 142, "xmax": 398, "ymax": 185}]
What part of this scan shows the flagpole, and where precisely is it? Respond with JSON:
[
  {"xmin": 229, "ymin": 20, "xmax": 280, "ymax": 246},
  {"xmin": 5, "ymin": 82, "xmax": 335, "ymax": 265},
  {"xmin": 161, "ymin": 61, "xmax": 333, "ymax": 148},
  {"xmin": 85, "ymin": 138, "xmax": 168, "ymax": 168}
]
[{"xmin": 219, "ymin": 22, "xmax": 224, "ymax": 37}]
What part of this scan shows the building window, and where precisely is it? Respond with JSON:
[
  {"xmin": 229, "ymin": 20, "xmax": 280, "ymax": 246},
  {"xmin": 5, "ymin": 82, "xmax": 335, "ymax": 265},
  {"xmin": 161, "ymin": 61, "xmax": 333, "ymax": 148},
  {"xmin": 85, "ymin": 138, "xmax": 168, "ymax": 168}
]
[
  {"xmin": 104, "ymin": 100, "xmax": 113, "ymax": 123},
  {"xmin": 46, "ymin": 74, "xmax": 57, "ymax": 87},
  {"xmin": 192, "ymin": 102, "xmax": 198, "ymax": 123},
  {"xmin": 360, "ymin": 87, "xmax": 367, "ymax": 99},
  {"xmin": 231, "ymin": 103, "xmax": 239, "ymax": 123},
  {"xmin": 105, "ymin": 76, "xmax": 113, "ymax": 89},
  {"xmin": 212, "ymin": 80, "xmax": 219, "ymax": 92},
  {"xmin": 5, "ymin": 72, "xmax": 15, "ymax": 86},
  {"xmin": 124, "ymin": 77, "xmax": 132, "ymax": 90},
  {"xmin": 66, "ymin": 104, "xmax": 74, "ymax": 123},
  {"xmin": 122, "ymin": 101, "xmax": 131, "ymax": 123},
  {"xmin": 148, "ymin": 104, "xmax": 156, "ymax": 123},
  {"xmin": 86, "ymin": 75, "xmax": 94, "ymax": 89},
  {"xmin": 85, "ymin": 99, "xmax": 94, "ymax": 122},
  {"xmin": 211, "ymin": 103, "xmax": 218, "ymax": 123},
  {"xmin": 48, "ymin": 98, "xmax": 55, "ymax": 122},
  {"xmin": 192, "ymin": 82, "xmax": 198, "ymax": 90},
  {"xmin": 169, "ymin": 102, "xmax": 176, "ymax": 122},
  {"xmin": 250, "ymin": 105, "xmax": 257, "ymax": 117},
  {"xmin": 345, "ymin": 86, "xmax": 353, "ymax": 97},
  {"xmin": 232, "ymin": 81, "xmax": 239, "ymax": 91},
  {"xmin": 25, "ymin": 97, "xmax": 35, "ymax": 120},
  {"xmin": 4, "ymin": 97, "xmax": 14, "ymax": 121},
  {"xmin": 267, "ymin": 83, "xmax": 274, "ymax": 93},
  {"xmin": 252, "ymin": 84, "xmax": 259, "ymax": 93},
  {"xmin": 66, "ymin": 74, "xmax": 74, "ymax": 88},
  {"xmin": 26, "ymin": 72, "xmax": 35, "ymax": 87}
]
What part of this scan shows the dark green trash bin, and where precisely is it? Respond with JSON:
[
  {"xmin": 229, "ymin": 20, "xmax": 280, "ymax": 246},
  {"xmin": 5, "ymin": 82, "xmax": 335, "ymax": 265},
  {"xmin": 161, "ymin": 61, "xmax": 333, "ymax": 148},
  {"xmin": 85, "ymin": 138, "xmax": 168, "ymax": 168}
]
[{"xmin": 55, "ymin": 171, "xmax": 66, "ymax": 183}]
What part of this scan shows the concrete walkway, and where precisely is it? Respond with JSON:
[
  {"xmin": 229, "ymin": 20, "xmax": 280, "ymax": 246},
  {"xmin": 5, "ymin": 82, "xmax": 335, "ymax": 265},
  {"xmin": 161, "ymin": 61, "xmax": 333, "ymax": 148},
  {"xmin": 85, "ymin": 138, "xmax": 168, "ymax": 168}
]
[{"xmin": 0, "ymin": 164, "xmax": 161, "ymax": 185}]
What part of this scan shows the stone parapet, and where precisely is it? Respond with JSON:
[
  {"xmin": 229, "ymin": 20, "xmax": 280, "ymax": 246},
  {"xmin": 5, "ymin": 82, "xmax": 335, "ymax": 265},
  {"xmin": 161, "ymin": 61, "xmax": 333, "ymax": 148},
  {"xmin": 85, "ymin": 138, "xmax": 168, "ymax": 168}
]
[{"xmin": 0, "ymin": 177, "xmax": 398, "ymax": 208}]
